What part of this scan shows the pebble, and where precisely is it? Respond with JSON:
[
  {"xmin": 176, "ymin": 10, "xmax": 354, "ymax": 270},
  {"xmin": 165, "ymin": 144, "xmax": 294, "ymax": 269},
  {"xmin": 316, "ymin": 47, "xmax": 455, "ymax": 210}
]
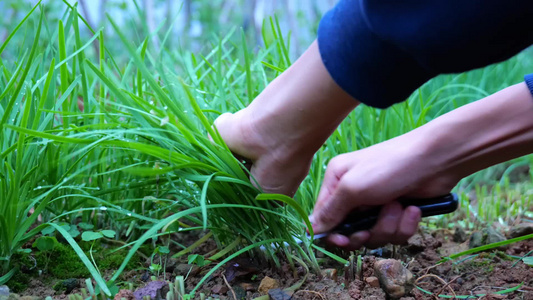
[
  {"xmin": 268, "ymin": 288, "xmax": 292, "ymax": 300},
  {"xmin": 508, "ymin": 223, "xmax": 533, "ymax": 238},
  {"xmin": 374, "ymin": 259, "xmax": 414, "ymax": 299},
  {"xmin": 321, "ymin": 268, "xmax": 338, "ymax": 281},
  {"xmin": 53, "ymin": 278, "xmax": 79, "ymax": 294},
  {"xmin": 453, "ymin": 227, "xmax": 468, "ymax": 243},
  {"xmin": 114, "ymin": 289, "xmax": 135, "ymax": 300},
  {"xmin": 365, "ymin": 276, "xmax": 380, "ymax": 288},
  {"xmin": 173, "ymin": 264, "xmax": 200, "ymax": 277},
  {"xmin": 406, "ymin": 234, "xmax": 426, "ymax": 252},
  {"xmin": 233, "ymin": 286, "xmax": 246, "ymax": 299},
  {"xmin": 258, "ymin": 276, "xmax": 280, "ymax": 294},
  {"xmin": 0, "ymin": 286, "xmax": 8, "ymax": 297},
  {"xmin": 0, "ymin": 293, "xmax": 20, "ymax": 300},
  {"xmin": 469, "ymin": 228, "xmax": 507, "ymax": 250},
  {"xmin": 19, "ymin": 297, "xmax": 41, "ymax": 300},
  {"xmin": 406, "ymin": 233, "xmax": 440, "ymax": 252},
  {"xmin": 133, "ymin": 281, "xmax": 168, "ymax": 300},
  {"xmin": 165, "ymin": 258, "xmax": 179, "ymax": 272},
  {"xmin": 239, "ymin": 283, "xmax": 255, "ymax": 292},
  {"xmin": 211, "ymin": 284, "xmax": 228, "ymax": 295}
]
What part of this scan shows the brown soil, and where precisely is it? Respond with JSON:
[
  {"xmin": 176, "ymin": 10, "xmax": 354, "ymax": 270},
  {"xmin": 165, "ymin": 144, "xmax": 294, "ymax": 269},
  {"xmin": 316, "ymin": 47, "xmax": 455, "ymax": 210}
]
[{"xmin": 12, "ymin": 229, "xmax": 533, "ymax": 299}]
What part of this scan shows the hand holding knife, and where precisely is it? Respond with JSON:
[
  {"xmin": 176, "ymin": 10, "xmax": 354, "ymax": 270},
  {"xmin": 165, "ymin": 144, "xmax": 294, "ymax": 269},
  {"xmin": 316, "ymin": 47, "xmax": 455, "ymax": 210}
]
[{"xmin": 308, "ymin": 193, "xmax": 458, "ymax": 240}]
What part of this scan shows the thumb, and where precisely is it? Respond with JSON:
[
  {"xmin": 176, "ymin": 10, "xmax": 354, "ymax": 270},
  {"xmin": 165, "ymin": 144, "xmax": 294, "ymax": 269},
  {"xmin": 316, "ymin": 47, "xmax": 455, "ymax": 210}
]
[
  {"xmin": 310, "ymin": 185, "xmax": 353, "ymax": 234},
  {"xmin": 309, "ymin": 160, "xmax": 352, "ymax": 234},
  {"xmin": 212, "ymin": 112, "xmax": 233, "ymax": 142}
]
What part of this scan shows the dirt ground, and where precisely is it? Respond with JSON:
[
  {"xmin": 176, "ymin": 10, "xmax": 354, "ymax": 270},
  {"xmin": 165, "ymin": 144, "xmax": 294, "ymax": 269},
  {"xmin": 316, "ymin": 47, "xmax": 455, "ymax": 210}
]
[{"xmin": 11, "ymin": 228, "xmax": 533, "ymax": 300}]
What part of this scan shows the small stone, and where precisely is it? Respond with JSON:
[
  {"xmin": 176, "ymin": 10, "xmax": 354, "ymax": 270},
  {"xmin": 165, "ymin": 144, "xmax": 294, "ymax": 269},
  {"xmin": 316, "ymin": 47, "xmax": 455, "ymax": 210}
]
[
  {"xmin": 173, "ymin": 264, "xmax": 200, "ymax": 277},
  {"xmin": 365, "ymin": 276, "xmax": 380, "ymax": 288},
  {"xmin": 225, "ymin": 258, "xmax": 260, "ymax": 282},
  {"xmin": 469, "ymin": 231, "xmax": 483, "ymax": 248},
  {"xmin": 165, "ymin": 258, "xmax": 179, "ymax": 272},
  {"xmin": 508, "ymin": 223, "xmax": 533, "ymax": 238},
  {"xmin": 233, "ymin": 286, "xmax": 246, "ymax": 299},
  {"xmin": 469, "ymin": 228, "xmax": 506, "ymax": 250},
  {"xmin": 133, "ymin": 281, "xmax": 168, "ymax": 300},
  {"xmin": 0, "ymin": 287, "xmax": 8, "ymax": 297},
  {"xmin": 321, "ymin": 268, "xmax": 338, "ymax": 281},
  {"xmin": 114, "ymin": 289, "xmax": 135, "ymax": 300},
  {"xmin": 19, "ymin": 297, "xmax": 41, "ymax": 300},
  {"xmin": 407, "ymin": 233, "xmax": 440, "ymax": 252},
  {"xmin": 406, "ymin": 234, "xmax": 425, "ymax": 252},
  {"xmin": 374, "ymin": 259, "xmax": 414, "ymax": 299},
  {"xmin": 239, "ymin": 283, "xmax": 255, "ymax": 292},
  {"xmin": 453, "ymin": 227, "xmax": 468, "ymax": 243},
  {"xmin": 53, "ymin": 278, "xmax": 79, "ymax": 294},
  {"xmin": 211, "ymin": 284, "xmax": 228, "ymax": 295},
  {"xmin": 267, "ymin": 288, "xmax": 292, "ymax": 300},
  {"xmin": 140, "ymin": 271, "xmax": 150, "ymax": 282},
  {"xmin": 258, "ymin": 276, "xmax": 280, "ymax": 294},
  {"xmin": 1, "ymin": 293, "xmax": 20, "ymax": 300}
]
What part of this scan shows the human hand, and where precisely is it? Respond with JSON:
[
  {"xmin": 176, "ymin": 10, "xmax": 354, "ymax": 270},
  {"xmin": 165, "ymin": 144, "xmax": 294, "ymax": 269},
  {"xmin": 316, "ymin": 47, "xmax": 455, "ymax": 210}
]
[
  {"xmin": 214, "ymin": 110, "xmax": 314, "ymax": 196},
  {"xmin": 310, "ymin": 82, "xmax": 533, "ymax": 250},
  {"xmin": 309, "ymin": 134, "xmax": 458, "ymax": 250},
  {"xmin": 213, "ymin": 41, "xmax": 357, "ymax": 196}
]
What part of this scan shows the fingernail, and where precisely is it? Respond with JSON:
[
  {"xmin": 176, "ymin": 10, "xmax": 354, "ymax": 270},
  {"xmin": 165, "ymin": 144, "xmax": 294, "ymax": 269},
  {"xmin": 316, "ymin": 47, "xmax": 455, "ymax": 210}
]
[
  {"xmin": 331, "ymin": 234, "xmax": 350, "ymax": 247},
  {"xmin": 407, "ymin": 207, "xmax": 422, "ymax": 222},
  {"xmin": 352, "ymin": 231, "xmax": 370, "ymax": 241}
]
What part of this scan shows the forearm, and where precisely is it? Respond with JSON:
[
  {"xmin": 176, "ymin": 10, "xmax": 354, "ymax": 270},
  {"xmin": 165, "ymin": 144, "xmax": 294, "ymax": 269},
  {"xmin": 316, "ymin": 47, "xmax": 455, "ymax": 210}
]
[
  {"xmin": 243, "ymin": 41, "xmax": 359, "ymax": 157},
  {"xmin": 420, "ymin": 82, "xmax": 533, "ymax": 181}
]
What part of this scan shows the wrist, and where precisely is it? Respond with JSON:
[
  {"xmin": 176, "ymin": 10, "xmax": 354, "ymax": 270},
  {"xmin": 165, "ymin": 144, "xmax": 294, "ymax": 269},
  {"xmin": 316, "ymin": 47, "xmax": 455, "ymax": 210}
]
[{"xmin": 239, "ymin": 40, "xmax": 358, "ymax": 162}]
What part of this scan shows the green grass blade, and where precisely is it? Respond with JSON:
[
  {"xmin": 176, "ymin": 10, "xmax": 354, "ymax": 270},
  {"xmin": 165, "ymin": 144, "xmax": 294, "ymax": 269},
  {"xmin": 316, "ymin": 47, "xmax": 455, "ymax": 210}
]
[
  {"xmin": 73, "ymin": 6, "xmax": 90, "ymax": 118},
  {"xmin": 0, "ymin": 0, "xmax": 42, "ymax": 56},
  {"xmin": 241, "ymin": 29, "xmax": 253, "ymax": 103},
  {"xmin": 415, "ymin": 282, "xmax": 523, "ymax": 299},
  {"xmin": 191, "ymin": 238, "xmax": 285, "ymax": 294},
  {"xmin": 32, "ymin": 58, "xmax": 55, "ymax": 130},
  {"xmin": 0, "ymin": 267, "xmax": 17, "ymax": 285},
  {"xmin": 58, "ymin": 19, "xmax": 69, "ymax": 128},
  {"xmin": 442, "ymin": 233, "xmax": 533, "ymax": 262},
  {"xmin": 256, "ymin": 193, "xmax": 313, "ymax": 237},
  {"xmin": 0, "ymin": 9, "xmax": 43, "ymax": 130},
  {"xmin": 49, "ymin": 223, "xmax": 111, "ymax": 296},
  {"xmin": 200, "ymin": 173, "xmax": 218, "ymax": 230}
]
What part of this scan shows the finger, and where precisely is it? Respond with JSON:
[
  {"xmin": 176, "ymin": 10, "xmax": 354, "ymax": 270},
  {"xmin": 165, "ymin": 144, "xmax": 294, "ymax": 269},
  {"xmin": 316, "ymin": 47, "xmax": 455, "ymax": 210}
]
[
  {"xmin": 211, "ymin": 112, "xmax": 233, "ymax": 142},
  {"xmin": 326, "ymin": 231, "xmax": 370, "ymax": 250},
  {"xmin": 347, "ymin": 231, "xmax": 371, "ymax": 250},
  {"xmin": 326, "ymin": 233, "xmax": 350, "ymax": 247},
  {"xmin": 309, "ymin": 159, "xmax": 350, "ymax": 233},
  {"xmin": 364, "ymin": 202, "xmax": 403, "ymax": 249},
  {"xmin": 312, "ymin": 159, "xmax": 344, "ymax": 213},
  {"xmin": 310, "ymin": 186, "xmax": 353, "ymax": 234},
  {"xmin": 391, "ymin": 206, "xmax": 421, "ymax": 244},
  {"xmin": 329, "ymin": 231, "xmax": 372, "ymax": 250},
  {"xmin": 213, "ymin": 112, "xmax": 233, "ymax": 130}
]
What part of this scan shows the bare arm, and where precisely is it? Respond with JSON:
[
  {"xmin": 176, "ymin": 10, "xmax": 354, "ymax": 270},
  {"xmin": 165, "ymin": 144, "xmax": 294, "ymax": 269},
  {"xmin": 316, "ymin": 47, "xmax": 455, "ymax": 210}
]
[
  {"xmin": 311, "ymin": 82, "xmax": 533, "ymax": 248},
  {"xmin": 215, "ymin": 41, "xmax": 358, "ymax": 196}
]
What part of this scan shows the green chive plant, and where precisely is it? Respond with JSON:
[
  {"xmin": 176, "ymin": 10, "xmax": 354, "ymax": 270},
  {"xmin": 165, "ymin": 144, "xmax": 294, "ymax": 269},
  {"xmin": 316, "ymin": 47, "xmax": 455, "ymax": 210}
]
[{"xmin": 1, "ymin": 1, "xmax": 532, "ymax": 295}]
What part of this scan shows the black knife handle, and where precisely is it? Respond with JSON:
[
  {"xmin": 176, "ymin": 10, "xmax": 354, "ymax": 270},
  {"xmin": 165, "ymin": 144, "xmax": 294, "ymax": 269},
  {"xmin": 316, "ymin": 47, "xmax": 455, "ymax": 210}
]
[{"xmin": 331, "ymin": 193, "xmax": 458, "ymax": 236}]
